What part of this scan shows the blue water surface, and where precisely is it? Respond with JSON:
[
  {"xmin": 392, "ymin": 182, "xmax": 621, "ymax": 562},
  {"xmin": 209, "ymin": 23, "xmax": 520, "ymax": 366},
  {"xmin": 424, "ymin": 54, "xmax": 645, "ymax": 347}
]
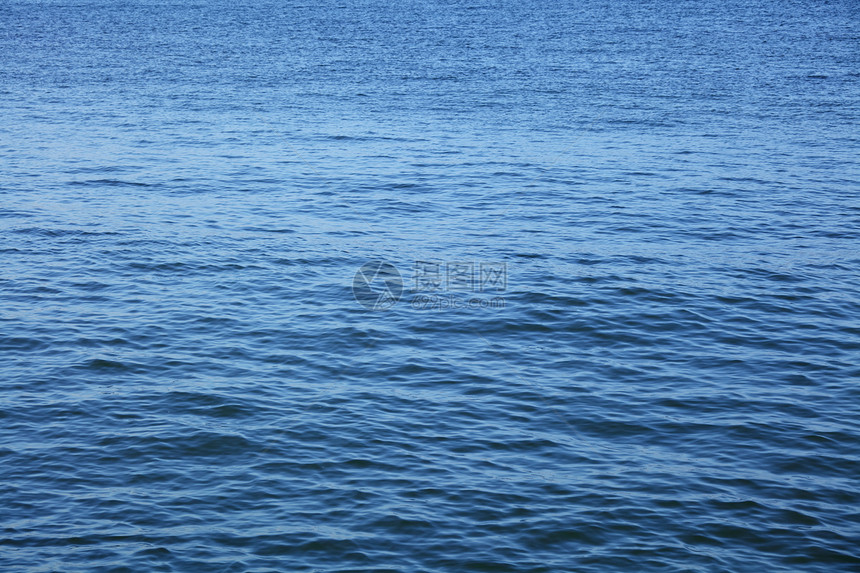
[{"xmin": 1, "ymin": 0, "xmax": 859, "ymax": 571}]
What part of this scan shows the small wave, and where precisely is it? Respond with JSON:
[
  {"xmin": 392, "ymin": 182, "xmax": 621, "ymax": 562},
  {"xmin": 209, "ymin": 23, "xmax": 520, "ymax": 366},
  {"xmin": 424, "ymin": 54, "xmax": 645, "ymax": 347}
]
[
  {"xmin": 11, "ymin": 227, "xmax": 121, "ymax": 237},
  {"xmin": 67, "ymin": 179, "xmax": 153, "ymax": 188},
  {"xmin": 64, "ymin": 166, "xmax": 139, "ymax": 174}
]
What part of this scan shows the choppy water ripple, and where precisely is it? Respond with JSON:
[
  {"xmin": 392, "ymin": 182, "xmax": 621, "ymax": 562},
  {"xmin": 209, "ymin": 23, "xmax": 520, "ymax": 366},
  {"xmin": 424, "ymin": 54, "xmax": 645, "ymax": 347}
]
[{"xmin": 2, "ymin": 0, "xmax": 860, "ymax": 571}]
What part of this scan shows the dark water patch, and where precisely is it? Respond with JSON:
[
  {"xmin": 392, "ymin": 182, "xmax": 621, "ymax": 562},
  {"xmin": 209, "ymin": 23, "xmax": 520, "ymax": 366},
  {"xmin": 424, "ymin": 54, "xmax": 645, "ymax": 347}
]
[
  {"xmin": 79, "ymin": 358, "xmax": 140, "ymax": 372},
  {"xmin": 0, "ymin": 336, "xmax": 49, "ymax": 352}
]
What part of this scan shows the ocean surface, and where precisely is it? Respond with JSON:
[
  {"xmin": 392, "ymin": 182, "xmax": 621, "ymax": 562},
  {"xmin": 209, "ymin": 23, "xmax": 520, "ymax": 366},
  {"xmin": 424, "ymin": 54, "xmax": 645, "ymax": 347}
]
[{"xmin": 1, "ymin": 0, "xmax": 859, "ymax": 571}]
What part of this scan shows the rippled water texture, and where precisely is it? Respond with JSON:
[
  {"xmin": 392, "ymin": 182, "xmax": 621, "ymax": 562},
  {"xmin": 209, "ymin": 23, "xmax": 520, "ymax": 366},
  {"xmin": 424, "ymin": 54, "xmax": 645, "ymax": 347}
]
[{"xmin": 1, "ymin": 0, "xmax": 859, "ymax": 571}]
